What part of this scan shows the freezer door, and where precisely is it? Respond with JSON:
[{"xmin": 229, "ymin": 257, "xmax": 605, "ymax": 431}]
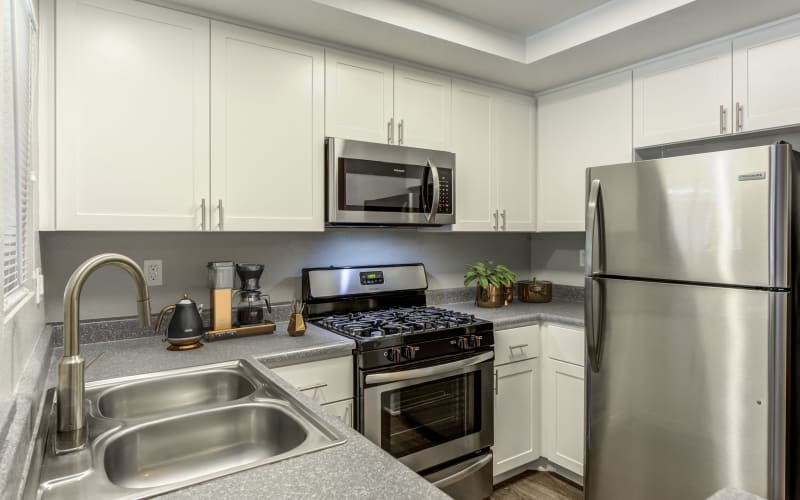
[
  {"xmin": 585, "ymin": 278, "xmax": 788, "ymax": 500},
  {"xmin": 586, "ymin": 144, "xmax": 793, "ymax": 288}
]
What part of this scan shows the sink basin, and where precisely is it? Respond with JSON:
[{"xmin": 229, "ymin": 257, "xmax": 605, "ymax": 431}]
[
  {"xmin": 96, "ymin": 369, "xmax": 256, "ymax": 419},
  {"xmin": 104, "ymin": 403, "xmax": 308, "ymax": 489},
  {"xmin": 25, "ymin": 360, "xmax": 346, "ymax": 500}
]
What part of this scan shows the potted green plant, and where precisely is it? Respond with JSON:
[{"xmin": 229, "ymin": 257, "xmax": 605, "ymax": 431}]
[{"xmin": 464, "ymin": 261, "xmax": 517, "ymax": 308}]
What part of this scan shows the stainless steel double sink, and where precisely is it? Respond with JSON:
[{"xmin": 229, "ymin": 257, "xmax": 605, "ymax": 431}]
[{"xmin": 25, "ymin": 360, "xmax": 346, "ymax": 499}]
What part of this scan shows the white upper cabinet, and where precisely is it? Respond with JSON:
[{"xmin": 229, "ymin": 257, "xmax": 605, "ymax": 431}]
[
  {"xmin": 733, "ymin": 18, "xmax": 800, "ymax": 132},
  {"xmin": 325, "ymin": 50, "xmax": 394, "ymax": 144},
  {"xmin": 451, "ymin": 80, "xmax": 496, "ymax": 231},
  {"xmin": 394, "ymin": 66, "xmax": 452, "ymax": 150},
  {"xmin": 494, "ymin": 92, "xmax": 536, "ymax": 232},
  {"xmin": 55, "ymin": 0, "xmax": 210, "ymax": 230},
  {"xmin": 210, "ymin": 22, "xmax": 324, "ymax": 231},
  {"xmin": 633, "ymin": 41, "xmax": 732, "ymax": 147},
  {"xmin": 537, "ymin": 72, "xmax": 632, "ymax": 232}
]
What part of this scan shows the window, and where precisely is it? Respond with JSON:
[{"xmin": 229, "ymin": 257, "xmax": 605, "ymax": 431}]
[{"xmin": 2, "ymin": 0, "xmax": 37, "ymax": 308}]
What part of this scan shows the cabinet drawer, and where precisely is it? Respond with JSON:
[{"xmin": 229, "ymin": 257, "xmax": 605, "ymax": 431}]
[
  {"xmin": 544, "ymin": 324, "xmax": 585, "ymax": 367},
  {"xmin": 494, "ymin": 325, "xmax": 540, "ymax": 365},
  {"xmin": 272, "ymin": 356, "xmax": 354, "ymax": 405}
]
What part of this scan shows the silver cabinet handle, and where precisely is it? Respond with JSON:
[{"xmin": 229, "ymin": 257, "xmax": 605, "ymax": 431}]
[
  {"xmin": 500, "ymin": 209, "xmax": 507, "ymax": 231},
  {"xmin": 217, "ymin": 199, "xmax": 224, "ymax": 230},
  {"xmin": 736, "ymin": 102, "xmax": 743, "ymax": 131},
  {"xmin": 493, "ymin": 210, "xmax": 499, "ymax": 230},
  {"xmin": 585, "ymin": 178, "xmax": 606, "ymax": 373},
  {"xmin": 719, "ymin": 105, "xmax": 727, "ymax": 134},
  {"xmin": 398, "ymin": 119, "xmax": 404, "ymax": 145},
  {"xmin": 201, "ymin": 198, "xmax": 207, "ymax": 231},
  {"xmin": 509, "ymin": 343, "xmax": 528, "ymax": 351},
  {"xmin": 494, "ymin": 369, "xmax": 499, "ymax": 395},
  {"xmin": 298, "ymin": 382, "xmax": 328, "ymax": 391},
  {"xmin": 387, "ymin": 118, "xmax": 394, "ymax": 144}
]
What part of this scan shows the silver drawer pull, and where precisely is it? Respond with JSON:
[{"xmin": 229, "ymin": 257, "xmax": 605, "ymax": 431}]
[
  {"xmin": 509, "ymin": 344, "xmax": 529, "ymax": 351},
  {"xmin": 298, "ymin": 382, "xmax": 328, "ymax": 391}
]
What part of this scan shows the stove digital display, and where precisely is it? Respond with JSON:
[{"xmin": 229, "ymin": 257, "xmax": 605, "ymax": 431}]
[{"xmin": 360, "ymin": 271, "xmax": 384, "ymax": 285}]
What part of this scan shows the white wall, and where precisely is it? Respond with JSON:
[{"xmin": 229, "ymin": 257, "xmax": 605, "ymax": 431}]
[
  {"xmin": 530, "ymin": 232, "xmax": 584, "ymax": 287},
  {"xmin": 40, "ymin": 229, "xmax": 531, "ymax": 322}
]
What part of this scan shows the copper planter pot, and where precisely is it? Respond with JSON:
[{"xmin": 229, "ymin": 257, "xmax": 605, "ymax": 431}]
[
  {"xmin": 475, "ymin": 284, "xmax": 506, "ymax": 308},
  {"xmin": 517, "ymin": 280, "xmax": 552, "ymax": 303}
]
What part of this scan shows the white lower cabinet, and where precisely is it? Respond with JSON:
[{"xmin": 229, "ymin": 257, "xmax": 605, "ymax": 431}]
[
  {"xmin": 493, "ymin": 323, "xmax": 585, "ymax": 480},
  {"xmin": 494, "ymin": 358, "xmax": 540, "ymax": 476},
  {"xmin": 541, "ymin": 358, "xmax": 585, "ymax": 475},
  {"xmin": 321, "ymin": 398, "xmax": 354, "ymax": 427},
  {"xmin": 270, "ymin": 355, "xmax": 353, "ymax": 406}
]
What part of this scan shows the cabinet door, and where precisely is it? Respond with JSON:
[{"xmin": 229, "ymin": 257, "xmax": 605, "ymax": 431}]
[
  {"xmin": 325, "ymin": 50, "xmax": 394, "ymax": 144},
  {"xmin": 494, "ymin": 92, "xmax": 536, "ymax": 232},
  {"xmin": 538, "ymin": 72, "xmax": 632, "ymax": 232},
  {"xmin": 542, "ymin": 358, "xmax": 585, "ymax": 476},
  {"xmin": 210, "ymin": 22, "xmax": 324, "ymax": 231},
  {"xmin": 733, "ymin": 18, "xmax": 800, "ymax": 132},
  {"xmin": 394, "ymin": 66, "xmax": 451, "ymax": 150},
  {"xmin": 55, "ymin": 0, "xmax": 209, "ymax": 230},
  {"xmin": 450, "ymin": 80, "xmax": 497, "ymax": 231},
  {"xmin": 494, "ymin": 358, "xmax": 540, "ymax": 476},
  {"xmin": 270, "ymin": 355, "xmax": 354, "ymax": 405},
  {"xmin": 633, "ymin": 41, "xmax": 732, "ymax": 147},
  {"xmin": 321, "ymin": 398, "xmax": 354, "ymax": 427}
]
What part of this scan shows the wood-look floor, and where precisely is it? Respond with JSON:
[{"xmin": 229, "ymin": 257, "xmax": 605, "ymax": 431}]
[{"xmin": 490, "ymin": 471, "xmax": 583, "ymax": 500}]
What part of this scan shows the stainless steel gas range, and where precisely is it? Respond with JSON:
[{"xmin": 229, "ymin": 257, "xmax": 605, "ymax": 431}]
[{"xmin": 302, "ymin": 263, "xmax": 494, "ymax": 500}]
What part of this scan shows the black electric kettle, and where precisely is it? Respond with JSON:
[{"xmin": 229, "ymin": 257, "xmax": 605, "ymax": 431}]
[{"xmin": 156, "ymin": 293, "xmax": 204, "ymax": 351}]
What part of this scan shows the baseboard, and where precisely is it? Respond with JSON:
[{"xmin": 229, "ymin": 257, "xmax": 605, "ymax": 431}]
[{"xmin": 493, "ymin": 457, "xmax": 584, "ymax": 488}]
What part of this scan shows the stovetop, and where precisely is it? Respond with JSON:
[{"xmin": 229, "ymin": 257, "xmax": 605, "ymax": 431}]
[
  {"xmin": 303, "ymin": 264, "xmax": 494, "ymax": 369},
  {"xmin": 315, "ymin": 306, "xmax": 483, "ymax": 339}
]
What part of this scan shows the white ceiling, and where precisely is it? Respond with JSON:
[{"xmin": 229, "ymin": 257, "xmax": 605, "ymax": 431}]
[
  {"xmin": 163, "ymin": 0, "xmax": 800, "ymax": 92},
  {"xmin": 419, "ymin": 0, "xmax": 612, "ymax": 37}
]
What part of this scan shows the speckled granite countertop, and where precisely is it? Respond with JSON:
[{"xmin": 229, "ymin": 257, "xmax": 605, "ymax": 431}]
[
  {"xmin": 446, "ymin": 299, "xmax": 584, "ymax": 330},
  {"xmin": 26, "ymin": 300, "xmax": 583, "ymax": 498},
  {"xmin": 39, "ymin": 323, "xmax": 448, "ymax": 500}
]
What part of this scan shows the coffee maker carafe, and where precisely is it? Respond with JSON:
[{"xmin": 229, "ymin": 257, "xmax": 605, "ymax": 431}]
[{"xmin": 235, "ymin": 263, "xmax": 272, "ymax": 326}]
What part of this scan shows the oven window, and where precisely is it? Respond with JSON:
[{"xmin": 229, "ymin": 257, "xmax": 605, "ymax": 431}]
[
  {"xmin": 380, "ymin": 372, "xmax": 481, "ymax": 459},
  {"xmin": 339, "ymin": 158, "xmax": 433, "ymax": 213}
]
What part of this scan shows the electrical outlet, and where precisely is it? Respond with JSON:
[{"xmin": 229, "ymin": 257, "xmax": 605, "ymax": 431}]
[
  {"xmin": 143, "ymin": 260, "xmax": 163, "ymax": 286},
  {"xmin": 578, "ymin": 249, "xmax": 585, "ymax": 266}
]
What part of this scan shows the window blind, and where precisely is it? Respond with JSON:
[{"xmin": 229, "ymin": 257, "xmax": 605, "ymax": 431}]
[{"xmin": 2, "ymin": 0, "xmax": 36, "ymax": 305}]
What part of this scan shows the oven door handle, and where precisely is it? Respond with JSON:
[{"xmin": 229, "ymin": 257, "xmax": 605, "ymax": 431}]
[
  {"xmin": 364, "ymin": 351, "xmax": 493, "ymax": 385},
  {"xmin": 431, "ymin": 452, "xmax": 493, "ymax": 489}
]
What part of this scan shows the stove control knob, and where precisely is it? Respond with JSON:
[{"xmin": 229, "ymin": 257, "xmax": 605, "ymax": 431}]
[
  {"xmin": 403, "ymin": 345, "xmax": 419, "ymax": 360},
  {"xmin": 456, "ymin": 336, "xmax": 467, "ymax": 350},
  {"xmin": 385, "ymin": 347, "xmax": 402, "ymax": 362},
  {"xmin": 473, "ymin": 335, "xmax": 482, "ymax": 348}
]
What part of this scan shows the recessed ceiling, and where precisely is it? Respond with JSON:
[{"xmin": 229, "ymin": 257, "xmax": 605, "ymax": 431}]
[
  {"xmin": 163, "ymin": 0, "xmax": 800, "ymax": 92},
  {"xmin": 419, "ymin": 0, "xmax": 613, "ymax": 37}
]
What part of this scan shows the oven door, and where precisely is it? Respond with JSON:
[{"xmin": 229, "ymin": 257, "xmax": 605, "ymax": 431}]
[
  {"xmin": 363, "ymin": 351, "xmax": 493, "ymax": 472},
  {"xmin": 326, "ymin": 137, "xmax": 454, "ymax": 225}
]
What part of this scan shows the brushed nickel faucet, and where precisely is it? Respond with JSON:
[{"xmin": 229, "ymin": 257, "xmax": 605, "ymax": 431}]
[{"xmin": 56, "ymin": 253, "xmax": 152, "ymax": 452}]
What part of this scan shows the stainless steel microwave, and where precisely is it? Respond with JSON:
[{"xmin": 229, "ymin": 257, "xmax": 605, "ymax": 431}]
[{"xmin": 325, "ymin": 137, "xmax": 455, "ymax": 226}]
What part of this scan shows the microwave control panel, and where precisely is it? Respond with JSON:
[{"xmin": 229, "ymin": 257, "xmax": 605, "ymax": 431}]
[{"xmin": 438, "ymin": 169, "xmax": 453, "ymax": 214}]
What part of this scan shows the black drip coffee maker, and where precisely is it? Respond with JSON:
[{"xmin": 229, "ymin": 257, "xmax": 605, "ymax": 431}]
[{"xmin": 235, "ymin": 263, "xmax": 272, "ymax": 326}]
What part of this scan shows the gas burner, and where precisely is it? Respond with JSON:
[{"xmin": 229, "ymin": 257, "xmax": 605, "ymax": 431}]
[{"xmin": 316, "ymin": 306, "xmax": 480, "ymax": 340}]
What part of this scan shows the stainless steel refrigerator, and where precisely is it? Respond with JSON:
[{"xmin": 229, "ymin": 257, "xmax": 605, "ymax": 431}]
[{"xmin": 584, "ymin": 143, "xmax": 798, "ymax": 500}]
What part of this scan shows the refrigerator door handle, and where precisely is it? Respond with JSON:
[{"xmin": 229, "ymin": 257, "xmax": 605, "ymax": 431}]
[{"xmin": 585, "ymin": 178, "xmax": 606, "ymax": 373}]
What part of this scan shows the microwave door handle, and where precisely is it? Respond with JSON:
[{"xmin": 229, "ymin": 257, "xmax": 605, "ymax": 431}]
[{"xmin": 425, "ymin": 159, "xmax": 440, "ymax": 223}]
